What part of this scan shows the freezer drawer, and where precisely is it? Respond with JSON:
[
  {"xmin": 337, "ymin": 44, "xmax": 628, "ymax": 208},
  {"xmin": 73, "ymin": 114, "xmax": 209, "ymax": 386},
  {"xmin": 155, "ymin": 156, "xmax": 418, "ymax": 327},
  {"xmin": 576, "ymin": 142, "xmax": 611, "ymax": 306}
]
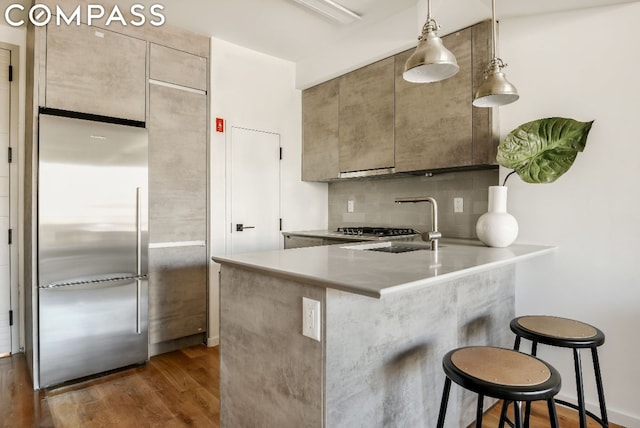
[{"xmin": 39, "ymin": 278, "xmax": 148, "ymax": 388}]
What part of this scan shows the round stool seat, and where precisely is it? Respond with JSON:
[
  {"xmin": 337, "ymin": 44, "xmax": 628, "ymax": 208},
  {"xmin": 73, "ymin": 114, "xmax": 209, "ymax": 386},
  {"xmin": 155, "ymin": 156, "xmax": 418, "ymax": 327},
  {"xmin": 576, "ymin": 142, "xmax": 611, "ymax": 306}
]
[
  {"xmin": 443, "ymin": 346, "xmax": 561, "ymax": 402},
  {"xmin": 511, "ymin": 316, "xmax": 605, "ymax": 348}
]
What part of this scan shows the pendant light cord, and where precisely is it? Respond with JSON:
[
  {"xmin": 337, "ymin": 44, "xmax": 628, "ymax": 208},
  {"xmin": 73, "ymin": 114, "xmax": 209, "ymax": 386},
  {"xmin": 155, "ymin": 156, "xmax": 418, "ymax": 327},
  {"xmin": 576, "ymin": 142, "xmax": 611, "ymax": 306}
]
[
  {"xmin": 418, "ymin": 0, "xmax": 438, "ymax": 40},
  {"xmin": 491, "ymin": 0, "xmax": 497, "ymax": 58}
]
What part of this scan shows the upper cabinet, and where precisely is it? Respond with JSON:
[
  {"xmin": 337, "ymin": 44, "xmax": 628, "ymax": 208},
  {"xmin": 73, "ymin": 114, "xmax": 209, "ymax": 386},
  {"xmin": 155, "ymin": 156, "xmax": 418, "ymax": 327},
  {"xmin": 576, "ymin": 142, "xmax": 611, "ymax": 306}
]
[
  {"xmin": 302, "ymin": 78, "xmax": 340, "ymax": 181},
  {"xmin": 149, "ymin": 43, "xmax": 207, "ymax": 91},
  {"xmin": 339, "ymin": 57, "xmax": 395, "ymax": 174},
  {"xmin": 395, "ymin": 28, "xmax": 473, "ymax": 172},
  {"xmin": 45, "ymin": 24, "xmax": 146, "ymax": 122},
  {"xmin": 395, "ymin": 21, "xmax": 496, "ymax": 172},
  {"xmin": 301, "ymin": 20, "xmax": 497, "ymax": 182}
]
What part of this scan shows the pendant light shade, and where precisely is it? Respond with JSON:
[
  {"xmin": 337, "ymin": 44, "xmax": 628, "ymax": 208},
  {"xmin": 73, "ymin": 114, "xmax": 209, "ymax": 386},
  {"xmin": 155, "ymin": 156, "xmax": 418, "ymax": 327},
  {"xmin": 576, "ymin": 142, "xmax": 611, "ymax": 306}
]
[
  {"xmin": 472, "ymin": 59, "xmax": 519, "ymax": 107},
  {"xmin": 403, "ymin": 0, "xmax": 458, "ymax": 83},
  {"xmin": 472, "ymin": 0, "xmax": 519, "ymax": 107}
]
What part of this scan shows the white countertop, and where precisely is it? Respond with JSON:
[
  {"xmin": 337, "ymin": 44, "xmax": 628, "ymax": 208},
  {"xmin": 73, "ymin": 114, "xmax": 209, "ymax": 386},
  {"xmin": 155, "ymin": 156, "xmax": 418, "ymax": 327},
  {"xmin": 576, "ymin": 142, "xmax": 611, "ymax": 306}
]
[{"xmin": 212, "ymin": 240, "xmax": 556, "ymax": 299}]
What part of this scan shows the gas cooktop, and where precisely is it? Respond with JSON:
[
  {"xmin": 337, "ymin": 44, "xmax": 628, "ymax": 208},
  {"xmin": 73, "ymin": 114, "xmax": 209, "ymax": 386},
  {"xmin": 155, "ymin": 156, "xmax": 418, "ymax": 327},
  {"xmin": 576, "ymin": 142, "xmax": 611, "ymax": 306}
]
[{"xmin": 336, "ymin": 227, "xmax": 419, "ymax": 237}]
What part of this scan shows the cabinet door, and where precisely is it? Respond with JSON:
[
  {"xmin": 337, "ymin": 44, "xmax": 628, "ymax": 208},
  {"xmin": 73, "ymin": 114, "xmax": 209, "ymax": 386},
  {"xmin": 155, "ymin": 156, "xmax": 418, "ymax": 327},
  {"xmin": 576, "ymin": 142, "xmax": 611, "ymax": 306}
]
[
  {"xmin": 150, "ymin": 43, "xmax": 207, "ymax": 91},
  {"xmin": 394, "ymin": 28, "xmax": 473, "ymax": 172},
  {"xmin": 283, "ymin": 235, "xmax": 324, "ymax": 249},
  {"xmin": 339, "ymin": 57, "xmax": 395, "ymax": 173},
  {"xmin": 45, "ymin": 23, "xmax": 146, "ymax": 122},
  {"xmin": 149, "ymin": 84, "xmax": 207, "ymax": 243},
  {"xmin": 149, "ymin": 246, "xmax": 207, "ymax": 344},
  {"xmin": 302, "ymin": 79, "xmax": 340, "ymax": 181},
  {"xmin": 471, "ymin": 20, "xmax": 498, "ymax": 165}
]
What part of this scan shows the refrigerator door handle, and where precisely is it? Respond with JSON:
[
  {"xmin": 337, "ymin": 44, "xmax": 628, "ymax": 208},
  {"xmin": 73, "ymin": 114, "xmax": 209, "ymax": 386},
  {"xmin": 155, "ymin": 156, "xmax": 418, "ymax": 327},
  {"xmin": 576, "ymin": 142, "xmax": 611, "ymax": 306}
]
[
  {"xmin": 136, "ymin": 187, "xmax": 142, "ymax": 334},
  {"xmin": 136, "ymin": 187, "xmax": 142, "ymax": 277},
  {"xmin": 38, "ymin": 273, "xmax": 141, "ymax": 289},
  {"xmin": 136, "ymin": 278, "xmax": 142, "ymax": 334}
]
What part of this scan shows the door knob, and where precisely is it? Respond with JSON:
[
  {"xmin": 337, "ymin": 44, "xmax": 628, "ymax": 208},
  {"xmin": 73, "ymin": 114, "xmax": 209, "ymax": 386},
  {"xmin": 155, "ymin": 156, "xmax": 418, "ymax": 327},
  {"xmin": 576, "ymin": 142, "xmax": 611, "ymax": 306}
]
[{"xmin": 236, "ymin": 224, "xmax": 256, "ymax": 232}]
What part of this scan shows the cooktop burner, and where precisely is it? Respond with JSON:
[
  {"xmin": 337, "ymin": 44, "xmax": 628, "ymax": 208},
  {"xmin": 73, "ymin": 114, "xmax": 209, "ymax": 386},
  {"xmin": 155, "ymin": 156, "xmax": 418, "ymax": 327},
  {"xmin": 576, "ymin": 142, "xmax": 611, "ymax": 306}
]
[{"xmin": 336, "ymin": 227, "xmax": 419, "ymax": 237}]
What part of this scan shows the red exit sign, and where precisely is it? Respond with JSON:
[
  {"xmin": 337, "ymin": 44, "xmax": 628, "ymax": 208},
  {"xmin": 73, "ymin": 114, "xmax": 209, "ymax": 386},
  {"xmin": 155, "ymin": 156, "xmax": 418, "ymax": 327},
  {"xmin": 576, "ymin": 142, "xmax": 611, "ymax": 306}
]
[{"xmin": 216, "ymin": 117, "xmax": 224, "ymax": 133}]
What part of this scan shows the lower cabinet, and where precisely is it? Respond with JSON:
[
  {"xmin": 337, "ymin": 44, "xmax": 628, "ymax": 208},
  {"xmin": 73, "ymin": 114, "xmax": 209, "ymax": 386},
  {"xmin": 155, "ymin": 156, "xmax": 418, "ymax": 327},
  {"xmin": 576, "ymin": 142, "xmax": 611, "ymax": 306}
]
[
  {"xmin": 149, "ymin": 246, "xmax": 207, "ymax": 344},
  {"xmin": 283, "ymin": 234, "xmax": 359, "ymax": 249},
  {"xmin": 284, "ymin": 235, "xmax": 324, "ymax": 249}
]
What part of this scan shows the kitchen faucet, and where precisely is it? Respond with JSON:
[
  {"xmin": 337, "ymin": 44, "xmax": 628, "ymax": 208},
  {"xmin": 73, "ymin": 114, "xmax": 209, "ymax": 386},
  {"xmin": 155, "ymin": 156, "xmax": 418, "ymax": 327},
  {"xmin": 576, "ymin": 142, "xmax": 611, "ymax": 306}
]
[{"xmin": 395, "ymin": 196, "xmax": 441, "ymax": 251}]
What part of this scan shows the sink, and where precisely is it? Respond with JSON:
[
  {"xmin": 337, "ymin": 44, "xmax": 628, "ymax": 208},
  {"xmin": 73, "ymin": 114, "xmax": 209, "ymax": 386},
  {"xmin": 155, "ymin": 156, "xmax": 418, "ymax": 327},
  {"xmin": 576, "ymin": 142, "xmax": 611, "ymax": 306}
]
[
  {"xmin": 341, "ymin": 241, "xmax": 433, "ymax": 253},
  {"xmin": 367, "ymin": 245, "xmax": 424, "ymax": 254}
]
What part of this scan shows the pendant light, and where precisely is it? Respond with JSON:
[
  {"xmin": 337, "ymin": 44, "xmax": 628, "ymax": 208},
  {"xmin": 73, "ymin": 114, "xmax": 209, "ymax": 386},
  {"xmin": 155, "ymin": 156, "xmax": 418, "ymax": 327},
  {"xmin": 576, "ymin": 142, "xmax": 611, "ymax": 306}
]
[
  {"xmin": 403, "ymin": 0, "xmax": 459, "ymax": 83},
  {"xmin": 472, "ymin": 0, "xmax": 519, "ymax": 107}
]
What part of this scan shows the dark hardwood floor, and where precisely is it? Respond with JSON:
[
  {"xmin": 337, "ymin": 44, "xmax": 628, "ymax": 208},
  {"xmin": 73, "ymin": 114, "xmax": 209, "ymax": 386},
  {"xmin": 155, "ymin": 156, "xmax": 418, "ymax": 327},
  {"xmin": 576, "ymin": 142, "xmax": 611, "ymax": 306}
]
[
  {"xmin": 1, "ymin": 345, "xmax": 621, "ymax": 427},
  {"xmin": 0, "ymin": 345, "xmax": 219, "ymax": 427},
  {"xmin": 479, "ymin": 401, "xmax": 623, "ymax": 428}
]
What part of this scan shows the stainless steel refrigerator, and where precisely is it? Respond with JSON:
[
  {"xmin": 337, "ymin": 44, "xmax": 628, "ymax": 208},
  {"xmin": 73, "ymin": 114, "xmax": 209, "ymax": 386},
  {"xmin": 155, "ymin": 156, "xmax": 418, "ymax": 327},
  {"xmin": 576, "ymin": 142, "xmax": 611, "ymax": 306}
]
[{"xmin": 37, "ymin": 114, "xmax": 148, "ymax": 388}]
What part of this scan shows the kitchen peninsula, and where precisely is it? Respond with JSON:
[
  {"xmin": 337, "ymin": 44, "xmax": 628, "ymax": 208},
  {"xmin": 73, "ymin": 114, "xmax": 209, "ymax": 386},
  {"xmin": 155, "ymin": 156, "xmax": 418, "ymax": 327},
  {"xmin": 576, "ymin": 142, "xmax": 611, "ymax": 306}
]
[{"xmin": 213, "ymin": 240, "xmax": 554, "ymax": 427}]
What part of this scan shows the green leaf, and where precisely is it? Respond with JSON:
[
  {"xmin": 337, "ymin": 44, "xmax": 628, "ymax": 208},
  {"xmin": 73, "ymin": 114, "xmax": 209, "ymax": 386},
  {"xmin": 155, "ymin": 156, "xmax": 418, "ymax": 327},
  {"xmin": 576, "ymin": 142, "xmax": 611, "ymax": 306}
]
[{"xmin": 497, "ymin": 117, "xmax": 594, "ymax": 183}]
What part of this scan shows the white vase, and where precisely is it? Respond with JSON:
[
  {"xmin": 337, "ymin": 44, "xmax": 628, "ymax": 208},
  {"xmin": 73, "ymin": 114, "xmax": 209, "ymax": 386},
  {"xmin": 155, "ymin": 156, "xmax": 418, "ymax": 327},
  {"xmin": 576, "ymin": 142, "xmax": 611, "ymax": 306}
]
[{"xmin": 476, "ymin": 185, "xmax": 519, "ymax": 247}]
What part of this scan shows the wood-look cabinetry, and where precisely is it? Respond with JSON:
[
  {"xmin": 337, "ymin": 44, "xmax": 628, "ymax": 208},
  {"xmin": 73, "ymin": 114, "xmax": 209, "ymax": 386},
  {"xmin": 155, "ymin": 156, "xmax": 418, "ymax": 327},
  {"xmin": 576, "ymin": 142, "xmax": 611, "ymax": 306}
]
[
  {"xmin": 45, "ymin": 23, "xmax": 146, "ymax": 121},
  {"xmin": 148, "ymin": 84, "xmax": 207, "ymax": 243},
  {"xmin": 25, "ymin": 17, "xmax": 210, "ymax": 371},
  {"xmin": 149, "ymin": 246, "xmax": 207, "ymax": 344},
  {"xmin": 148, "ymin": 48, "xmax": 208, "ymax": 348},
  {"xmin": 283, "ymin": 234, "xmax": 351, "ymax": 249},
  {"xmin": 302, "ymin": 79, "xmax": 340, "ymax": 181},
  {"xmin": 301, "ymin": 20, "xmax": 496, "ymax": 182},
  {"xmin": 339, "ymin": 57, "xmax": 395, "ymax": 173},
  {"xmin": 149, "ymin": 43, "xmax": 208, "ymax": 91},
  {"xmin": 395, "ymin": 21, "xmax": 496, "ymax": 172}
]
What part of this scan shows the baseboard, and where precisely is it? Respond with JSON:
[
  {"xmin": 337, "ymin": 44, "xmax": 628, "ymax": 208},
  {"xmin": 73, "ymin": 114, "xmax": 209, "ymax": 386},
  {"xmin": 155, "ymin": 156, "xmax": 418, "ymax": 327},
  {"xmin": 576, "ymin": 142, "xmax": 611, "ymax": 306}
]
[
  {"xmin": 556, "ymin": 392, "xmax": 640, "ymax": 427},
  {"xmin": 207, "ymin": 336, "xmax": 219, "ymax": 347},
  {"xmin": 148, "ymin": 333, "xmax": 207, "ymax": 357}
]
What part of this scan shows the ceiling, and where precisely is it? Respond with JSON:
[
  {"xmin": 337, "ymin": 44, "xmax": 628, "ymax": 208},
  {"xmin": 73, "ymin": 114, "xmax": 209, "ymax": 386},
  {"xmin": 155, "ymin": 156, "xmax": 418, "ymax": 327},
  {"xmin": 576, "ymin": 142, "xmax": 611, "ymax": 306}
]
[
  {"xmin": 116, "ymin": 0, "xmax": 637, "ymax": 62},
  {"xmin": 2, "ymin": 0, "xmax": 638, "ymax": 63},
  {"xmin": 1, "ymin": 0, "xmax": 638, "ymax": 86}
]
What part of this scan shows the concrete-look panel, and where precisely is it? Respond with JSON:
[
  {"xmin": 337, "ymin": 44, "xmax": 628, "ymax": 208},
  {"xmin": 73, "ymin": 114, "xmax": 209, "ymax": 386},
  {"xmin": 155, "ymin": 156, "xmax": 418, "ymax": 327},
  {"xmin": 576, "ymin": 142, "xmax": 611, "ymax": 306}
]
[
  {"xmin": 219, "ymin": 266, "xmax": 325, "ymax": 428},
  {"xmin": 149, "ymin": 246, "xmax": 207, "ymax": 344},
  {"xmin": 325, "ymin": 265, "xmax": 515, "ymax": 428}
]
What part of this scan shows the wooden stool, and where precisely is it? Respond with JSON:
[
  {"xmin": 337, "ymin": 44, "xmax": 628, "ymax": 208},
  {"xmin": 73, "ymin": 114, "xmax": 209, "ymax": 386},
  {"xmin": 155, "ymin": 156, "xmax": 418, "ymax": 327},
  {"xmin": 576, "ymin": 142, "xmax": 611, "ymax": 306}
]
[
  {"xmin": 508, "ymin": 315, "xmax": 608, "ymax": 428},
  {"xmin": 436, "ymin": 346, "xmax": 561, "ymax": 428}
]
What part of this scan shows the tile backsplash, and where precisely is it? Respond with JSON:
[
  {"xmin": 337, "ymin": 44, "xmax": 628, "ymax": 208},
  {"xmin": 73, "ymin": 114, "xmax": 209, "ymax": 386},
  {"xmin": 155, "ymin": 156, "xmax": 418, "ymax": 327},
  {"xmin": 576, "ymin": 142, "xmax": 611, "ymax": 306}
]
[{"xmin": 328, "ymin": 169, "xmax": 499, "ymax": 239}]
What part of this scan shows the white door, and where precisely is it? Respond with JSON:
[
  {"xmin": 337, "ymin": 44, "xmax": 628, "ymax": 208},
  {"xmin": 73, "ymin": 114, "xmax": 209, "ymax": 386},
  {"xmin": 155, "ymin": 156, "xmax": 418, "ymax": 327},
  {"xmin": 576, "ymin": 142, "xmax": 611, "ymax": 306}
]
[
  {"xmin": 0, "ymin": 48, "xmax": 12, "ymax": 357},
  {"xmin": 227, "ymin": 127, "xmax": 281, "ymax": 255}
]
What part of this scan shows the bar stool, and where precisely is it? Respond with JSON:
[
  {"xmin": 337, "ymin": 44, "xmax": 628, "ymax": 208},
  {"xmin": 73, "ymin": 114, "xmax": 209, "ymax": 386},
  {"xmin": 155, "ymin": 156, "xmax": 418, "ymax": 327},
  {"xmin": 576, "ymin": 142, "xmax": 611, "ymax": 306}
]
[
  {"xmin": 436, "ymin": 346, "xmax": 561, "ymax": 428},
  {"xmin": 508, "ymin": 315, "xmax": 608, "ymax": 428}
]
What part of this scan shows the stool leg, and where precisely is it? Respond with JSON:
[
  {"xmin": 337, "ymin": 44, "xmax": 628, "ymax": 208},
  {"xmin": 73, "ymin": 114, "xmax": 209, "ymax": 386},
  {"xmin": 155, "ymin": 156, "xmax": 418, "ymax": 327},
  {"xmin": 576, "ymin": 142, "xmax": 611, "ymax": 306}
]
[
  {"xmin": 514, "ymin": 335, "xmax": 521, "ymax": 350},
  {"xmin": 475, "ymin": 394, "xmax": 484, "ymax": 428},
  {"xmin": 592, "ymin": 348, "xmax": 609, "ymax": 427},
  {"xmin": 498, "ymin": 400, "xmax": 510, "ymax": 428},
  {"xmin": 573, "ymin": 348, "xmax": 588, "ymax": 428},
  {"xmin": 436, "ymin": 377, "xmax": 452, "ymax": 428},
  {"xmin": 513, "ymin": 401, "xmax": 523, "ymax": 428},
  {"xmin": 547, "ymin": 398, "xmax": 560, "ymax": 428},
  {"xmin": 523, "ymin": 401, "xmax": 531, "ymax": 428},
  {"xmin": 522, "ymin": 341, "xmax": 537, "ymax": 428}
]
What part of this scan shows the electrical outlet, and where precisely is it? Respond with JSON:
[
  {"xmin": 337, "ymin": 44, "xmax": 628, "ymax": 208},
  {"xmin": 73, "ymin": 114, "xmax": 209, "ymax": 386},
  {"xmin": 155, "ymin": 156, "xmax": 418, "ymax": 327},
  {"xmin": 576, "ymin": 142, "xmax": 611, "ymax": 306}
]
[
  {"xmin": 347, "ymin": 200, "xmax": 355, "ymax": 213},
  {"xmin": 302, "ymin": 297, "xmax": 321, "ymax": 341},
  {"xmin": 454, "ymin": 197, "xmax": 464, "ymax": 213}
]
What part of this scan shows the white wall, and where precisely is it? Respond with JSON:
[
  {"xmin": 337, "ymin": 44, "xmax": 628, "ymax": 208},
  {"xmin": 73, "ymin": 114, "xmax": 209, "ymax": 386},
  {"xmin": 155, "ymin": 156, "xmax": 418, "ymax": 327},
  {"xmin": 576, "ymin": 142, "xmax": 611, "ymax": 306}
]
[
  {"xmin": 500, "ymin": 4, "xmax": 640, "ymax": 426},
  {"xmin": 208, "ymin": 38, "xmax": 328, "ymax": 345}
]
